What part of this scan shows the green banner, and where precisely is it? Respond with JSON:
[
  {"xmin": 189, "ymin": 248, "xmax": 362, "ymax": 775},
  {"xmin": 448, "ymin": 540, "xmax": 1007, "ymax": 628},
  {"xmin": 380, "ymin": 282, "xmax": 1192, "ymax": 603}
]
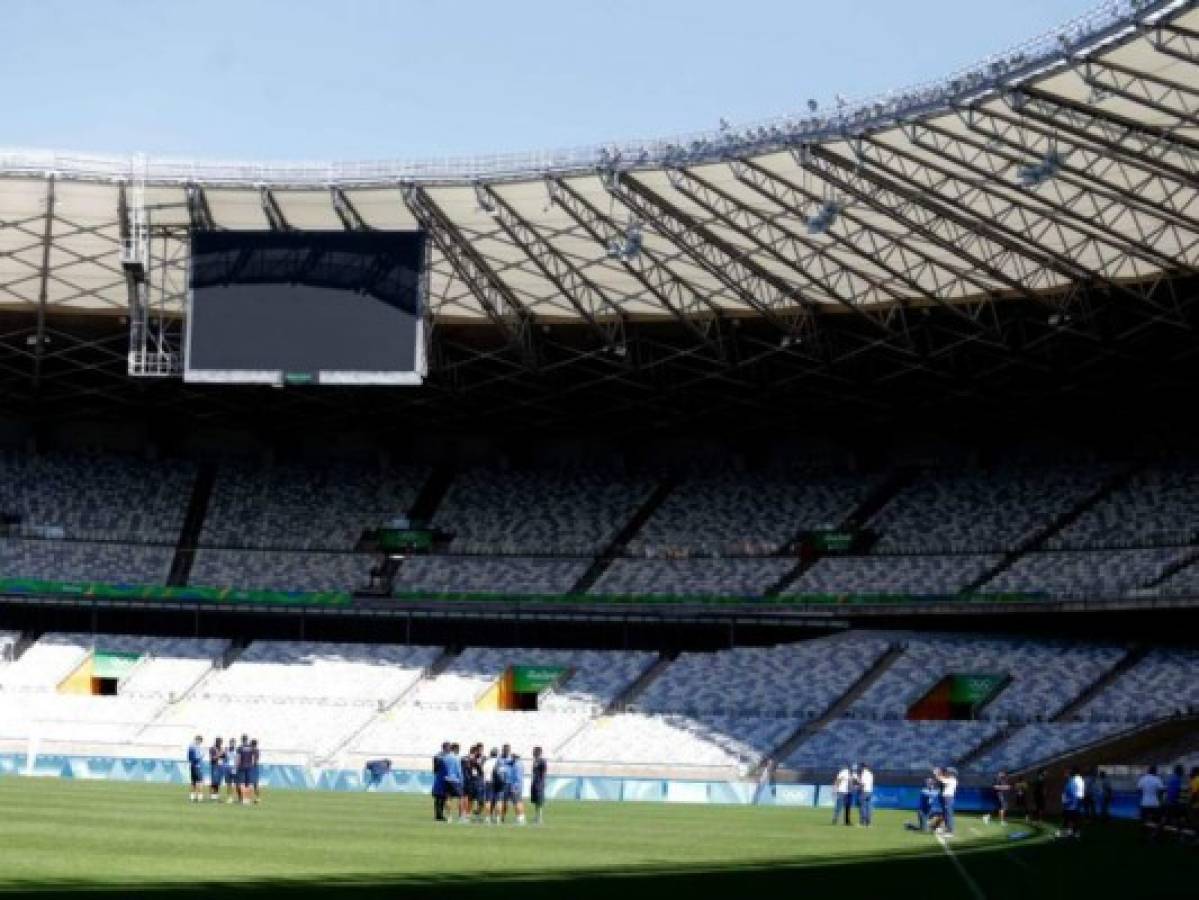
[
  {"xmin": 510, "ymin": 665, "xmax": 569, "ymax": 693},
  {"xmin": 0, "ymin": 578, "xmax": 350, "ymax": 608},
  {"xmin": 391, "ymin": 589, "xmax": 1046, "ymax": 607},
  {"xmin": 948, "ymin": 673, "xmax": 1008, "ymax": 706},
  {"xmin": 92, "ymin": 651, "xmax": 141, "ymax": 679}
]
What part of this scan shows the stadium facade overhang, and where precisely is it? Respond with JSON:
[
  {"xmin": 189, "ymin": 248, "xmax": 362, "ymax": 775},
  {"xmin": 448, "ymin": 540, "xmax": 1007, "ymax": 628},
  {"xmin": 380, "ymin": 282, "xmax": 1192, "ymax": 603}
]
[{"xmin": 0, "ymin": 0, "xmax": 1198, "ymax": 433}]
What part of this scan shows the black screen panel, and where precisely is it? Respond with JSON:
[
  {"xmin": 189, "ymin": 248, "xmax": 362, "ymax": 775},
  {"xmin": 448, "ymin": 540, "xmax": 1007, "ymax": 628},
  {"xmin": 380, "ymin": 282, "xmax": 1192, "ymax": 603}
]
[{"xmin": 185, "ymin": 230, "xmax": 425, "ymax": 385}]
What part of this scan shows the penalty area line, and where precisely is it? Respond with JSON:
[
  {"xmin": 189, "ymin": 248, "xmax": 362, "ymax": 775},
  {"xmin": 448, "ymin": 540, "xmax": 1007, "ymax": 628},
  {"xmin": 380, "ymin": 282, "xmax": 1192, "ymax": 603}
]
[{"xmin": 936, "ymin": 832, "xmax": 986, "ymax": 900}]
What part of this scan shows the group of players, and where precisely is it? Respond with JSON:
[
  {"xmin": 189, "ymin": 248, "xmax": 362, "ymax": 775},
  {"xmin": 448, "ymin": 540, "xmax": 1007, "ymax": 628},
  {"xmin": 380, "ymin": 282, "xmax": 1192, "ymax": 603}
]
[
  {"xmin": 432, "ymin": 742, "xmax": 547, "ymax": 825},
  {"xmin": 185, "ymin": 735, "xmax": 262, "ymax": 804}
]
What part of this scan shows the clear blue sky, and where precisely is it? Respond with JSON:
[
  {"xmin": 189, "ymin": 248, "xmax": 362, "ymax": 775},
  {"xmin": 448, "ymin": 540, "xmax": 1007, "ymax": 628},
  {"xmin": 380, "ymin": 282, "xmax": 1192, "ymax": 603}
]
[{"xmin": 2, "ymin": 0, "xmax": 1095, "ymax": 161}]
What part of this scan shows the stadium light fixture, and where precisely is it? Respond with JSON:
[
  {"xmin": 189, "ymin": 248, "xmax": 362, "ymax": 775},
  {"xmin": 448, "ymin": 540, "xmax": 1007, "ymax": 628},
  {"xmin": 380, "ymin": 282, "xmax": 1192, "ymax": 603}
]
[
  {"xmin": 806, "ymin": 201, "xmax": 841, "ymax": 235},
  {"xmin": 473, "ymin": 182, "xmax": 497, "ymax": 216},
  {"xmin": 607, "ymin": 220, "xmax": 643, "ymax": 261},
  {"xmin": 1016, "ymin": 149, "xmax": 1065, "ymax": 188}
]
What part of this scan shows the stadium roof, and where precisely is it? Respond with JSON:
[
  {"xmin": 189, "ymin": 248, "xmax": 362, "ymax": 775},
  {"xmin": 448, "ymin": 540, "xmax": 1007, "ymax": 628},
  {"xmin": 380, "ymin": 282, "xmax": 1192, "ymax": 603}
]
[{"xmin": 0, "ymin": 0, "xmax": 1197, "ymax": 432}]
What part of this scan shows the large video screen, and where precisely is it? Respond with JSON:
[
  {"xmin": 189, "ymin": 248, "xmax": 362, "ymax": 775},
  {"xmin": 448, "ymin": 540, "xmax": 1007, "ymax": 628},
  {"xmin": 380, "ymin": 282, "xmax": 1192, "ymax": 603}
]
[{"xmin": 185, "ymin": 230, "xmax": 426, "ymax": 385}]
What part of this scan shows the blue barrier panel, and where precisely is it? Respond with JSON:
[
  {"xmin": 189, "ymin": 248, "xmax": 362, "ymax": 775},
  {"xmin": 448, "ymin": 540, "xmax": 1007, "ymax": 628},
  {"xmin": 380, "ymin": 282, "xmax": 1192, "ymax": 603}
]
[
  {"xmin": 710, "ymin": 781, "xmax": 758, "ymax": 805},
  {"xmin": 546, "ymin": 776, "xmax": 579, "ymax": 801},
  {"xmin": 578, "ymin": 776, "xmax": 622, "ymax": 802},
  {"xmin": 664, "ymin": 780, "xmax": 709, "ymax": 803},
  {"xmin": 872, "ymin": 785, "xmax": 922, "ymax": 811},
  {"xmin": 0, "ymin": 754, "xmax": 23, "ymax": 775},
  {"xmin": 769, "ymin": 784, "xmax": 818, "ymax": 807},
  {"xmin": 622, "ymin": 779, "xmax": 666, "ymax": 802},
  {"xmin": 0, "ymin": 755, "xmax": 1149, "ymax": 821}
]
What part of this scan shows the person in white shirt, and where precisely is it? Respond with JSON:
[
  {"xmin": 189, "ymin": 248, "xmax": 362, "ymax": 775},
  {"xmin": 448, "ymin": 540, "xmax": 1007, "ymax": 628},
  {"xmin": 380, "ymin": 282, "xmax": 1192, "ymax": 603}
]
[
  {"xmin": 1137, "ymin": 765, "xmax": 1165, "ymax": 837},
  {"xmin": 831, "ymin": 765, "xmax": 853, "ymax": 826},
  {"xmin": 933, "ymin": 766, "xmax": 958, "ymax": 836},
  {"xmin": 1060, "ymin": 766, "xmax": 1085, "ymax": 838},
  {"xmin": 857, "ymin": 764, "xmax": 875, "ymax": 827}
]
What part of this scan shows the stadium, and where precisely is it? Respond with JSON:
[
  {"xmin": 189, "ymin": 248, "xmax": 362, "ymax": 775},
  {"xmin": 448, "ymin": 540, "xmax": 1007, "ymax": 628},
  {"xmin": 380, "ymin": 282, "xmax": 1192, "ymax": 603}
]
[{"xmin": 1, "ymin": 0, "xmax": 1199, "ymax": 896}]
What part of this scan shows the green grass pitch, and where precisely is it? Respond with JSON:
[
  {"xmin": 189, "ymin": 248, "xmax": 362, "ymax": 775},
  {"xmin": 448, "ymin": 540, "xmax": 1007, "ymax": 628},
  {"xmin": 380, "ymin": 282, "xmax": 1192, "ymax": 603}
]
[{"xmin": 0, "ymin": 777, "xmax": 1194, "ymax": 899}]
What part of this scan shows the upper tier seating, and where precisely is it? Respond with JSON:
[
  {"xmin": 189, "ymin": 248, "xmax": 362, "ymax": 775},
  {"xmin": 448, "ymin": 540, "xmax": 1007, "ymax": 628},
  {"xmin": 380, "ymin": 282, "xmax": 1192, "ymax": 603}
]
[
  {"xmin": 0, "ymin": 449, "xmax": 193, "ymax": 543},
  {"xmin": 201, "ymin": 460, "xmax": 427, "ymax": 551},
  {"xmin": 971, "ymin": 721, "xmax": 1133, "ymax": 773},
  {"xmin": 557, "ymin": 713, "xmax": 796, "ymax": 771},
  {"xmin": 983, "ymin": 548, "xmax": 1189, "ymax": 597},
  {"xmin": 434, "ymin": 465, "xmax": 652, "ymax": 555},
  {"xmin": 871, "ymin": 465, "xmax": 1112, "ymax": 553},
  {"xmin": 786, "ymin": 719, "xmax": 1001, "ymax": 772},
  {"xmin": 1074, "ymin": 648, "xmax": 1199, "ymax": 723},
  {"xmin": 638, "ymin": 636, "xmax": 892, "ymax": 718},
  {"xmin": 200, "ymin": 641, "xmax": 441, "ymax": 705},
  {"xmin": 848, "ymin": 634, "xmax": 1124, "ymax": 722},
  {"xmin": 0, "ymin": 539, "xmax": 173, "ymax": 585},
  {"xmin": 392, "ymin": 556, "xmax": 589, "ymax": 595},
  {"xmin": 788, "ymin": 554, "xmax": 1000, "ymax": 595},
  {"xmin": 590, "ymin": 558, "xmax": 794, "ymax": 596},
  {"xmin": 1050, "ymin": 462, "xmax": 1199, "ymax": 549},
  {"xmin": 630, "ymin": 468, "xmax": 874, "ymax": 557},
  {"xmin": 190, "ymin": 549, "xmax": 372, "ymax": 593},
  {"xmin": 411, "ymin": 647, "xmax": 654, "ymax": 713}
]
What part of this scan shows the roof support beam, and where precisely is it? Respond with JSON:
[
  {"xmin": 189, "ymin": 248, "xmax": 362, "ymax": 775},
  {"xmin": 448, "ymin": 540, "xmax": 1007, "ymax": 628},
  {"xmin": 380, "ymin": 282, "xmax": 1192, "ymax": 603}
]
[
  {"xmin": 331, "ymin": 187, "xmax": 369, "ymax": 231},
  {"xmin": 909, "ymin": 118, "xmax": 1197, "ymax": 276},
  {"xmin": 186, "ymin": 184, "xmax": 215, "ymax": 231},
  {"xmin": 1083, "ymin": 57, "xmax": 1199, "ymax": 125},
  {"xmin": 401, "ymin": 184, "xmax": 536, "ymax": 366},
  {"xmin": 663, "ymin": 165, "xmax": 917, "ymax": 350},
  {"xmin": 1021, "ymin": 85, "xmax": 1199, "ymax": 154},
  {"xmin": 802, "ymin": 144, "xmax": 1080, "ymax": 318},
  {"xmin": 546, "ymin": 176, "xmax": 725, "ymax": 355},
  {"xmin": 862, "ymin": 130, "xmax": 1190, "ymax": 323},
  {"xmin": 479, "ymin": 183, "xmax": 626, "ymax": 349},
  {"xmin": 730, "ymin": 158, "xmax": 1015, "ymax": 350},
  {"xmin": 1006, "ymin": 89, "xmax": 1199, "ymax": 182},
  {"xmin": 259, "ymin": 187, "xmax": 290, "ymax": 231},
  {"xmin": 961, "ymin": 101, "xmax": 1199, "ymax": 233},
  {"xmin": 603, "ymin": 171, "xmax": 822, "ymax": 345},
  {"xmin": 1152, "ymin": 20, "xmax": 1199, "ymax": 65},
  {"xmin": 33, "ymin": 176, "xmax": 56, "ymax": 390}
]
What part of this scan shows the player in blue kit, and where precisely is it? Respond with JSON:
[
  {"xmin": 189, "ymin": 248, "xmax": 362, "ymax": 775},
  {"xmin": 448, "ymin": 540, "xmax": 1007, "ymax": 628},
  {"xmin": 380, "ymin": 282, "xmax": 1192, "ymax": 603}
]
[
  {"xmin": 503, "ymin": 753, "xmax": 527, "ymax": 825},
  {"xmin": 187, "ymin": 735, "xmax": 204, "ymax": 803},
  {"xmin": 237, "ymin": 734, "xmax": 254, "ymax": 804},
  {"xmin": 207, "ymin": 737, "xmax": 225, "ymax": 802},
  {"xmin": 224, "ymin": 735, "xmax": 240, "ymax": 803},
  {"xmin": 247, "ymin": 739, "xmax": 262, "ymax": 804}
]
